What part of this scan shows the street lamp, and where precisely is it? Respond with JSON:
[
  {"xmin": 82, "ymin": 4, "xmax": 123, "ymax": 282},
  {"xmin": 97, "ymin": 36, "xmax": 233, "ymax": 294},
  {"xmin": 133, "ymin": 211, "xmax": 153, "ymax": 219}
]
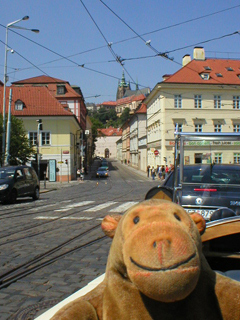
[{"xmin": 2, "ymin": 16, "xmax": 39, "ymax": 165}]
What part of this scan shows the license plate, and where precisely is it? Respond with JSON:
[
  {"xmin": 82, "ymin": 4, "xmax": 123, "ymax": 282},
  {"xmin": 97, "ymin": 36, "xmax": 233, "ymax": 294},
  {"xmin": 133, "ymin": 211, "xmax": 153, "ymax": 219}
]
[{"xmin": 185, "ymin": 208, "xmax": 215, "ymax": 220}]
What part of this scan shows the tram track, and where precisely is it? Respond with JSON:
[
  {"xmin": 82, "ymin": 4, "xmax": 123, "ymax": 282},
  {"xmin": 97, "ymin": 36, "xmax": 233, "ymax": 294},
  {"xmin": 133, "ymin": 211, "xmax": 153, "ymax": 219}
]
[
  {"xmin": 0, "ymin": 169, "xmax": 143, "ymax": 243},
  {"xmin": 0, "ymin": 223, "xmax": 106, "ymax": 290},
  {"xmin": 0, "ymin": 161, "xmax": 149, "ymax": 292}
]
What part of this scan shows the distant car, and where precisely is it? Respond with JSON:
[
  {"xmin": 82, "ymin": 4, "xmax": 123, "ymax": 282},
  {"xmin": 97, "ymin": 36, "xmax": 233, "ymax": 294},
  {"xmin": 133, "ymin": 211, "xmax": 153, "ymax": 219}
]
[
  {"xmin": 101, "ymin": 160, "xmax": 108, "ymax": 166},
  {"xmin": 100, "ymin": 165, "xmax": 109, "ymax": 171},
  {"xmin": 0, "ymin": 165, "xmax": 40, "ymax": 204},
  {"xmin": 96, "ymin": 167, "xmax": 109, "ymax": 178},
  {"xmin": 146, "ymin": 164, "xmax": 240, "ymax": 220}
]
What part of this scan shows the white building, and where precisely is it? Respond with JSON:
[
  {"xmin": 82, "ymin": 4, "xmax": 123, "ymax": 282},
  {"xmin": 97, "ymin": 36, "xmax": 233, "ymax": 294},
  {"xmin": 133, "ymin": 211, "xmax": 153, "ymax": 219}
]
[{"xmin": 95, "ymin": 127, "xmax": 122, "ymax": 159}]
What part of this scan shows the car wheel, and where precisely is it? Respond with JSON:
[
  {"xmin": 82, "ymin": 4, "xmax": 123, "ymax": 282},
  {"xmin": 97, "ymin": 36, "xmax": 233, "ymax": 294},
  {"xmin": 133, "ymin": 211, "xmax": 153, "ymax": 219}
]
[
  {"xmin": 32, "ymin": 187, "xmax": 40, "ymax": 200},
  {"xmin": 9, "ymin": 189, "xmax": 17, "ymax": 204}
]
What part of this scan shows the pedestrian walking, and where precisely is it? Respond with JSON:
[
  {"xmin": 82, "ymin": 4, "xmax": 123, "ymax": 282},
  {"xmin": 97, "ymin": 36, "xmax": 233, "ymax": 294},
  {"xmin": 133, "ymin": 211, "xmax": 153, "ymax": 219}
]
[
  {"xmin": 77, "ymin": 168, "xmax": 81, "ymax": 181},
  {"xmin": 161, "ymin": 165, "xmax": 165, "ymax": 180},
  {"xmin": 147, "ymin": 165, "xmax": 150, "ymax": 178},
  {"xmin": 151, "ymin": 166, "xmax": 156, "ymax": 180},
  {"xmin": 165, "ymin": 165, "xmax": 169, "ymax": 179}
]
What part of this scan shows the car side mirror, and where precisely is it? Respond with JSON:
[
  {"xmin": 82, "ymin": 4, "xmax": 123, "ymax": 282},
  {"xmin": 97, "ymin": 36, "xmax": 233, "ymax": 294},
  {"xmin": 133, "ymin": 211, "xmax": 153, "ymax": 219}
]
[{"xmin": 145, "ymin": 186, "xmax": 173, "ymax": 201}]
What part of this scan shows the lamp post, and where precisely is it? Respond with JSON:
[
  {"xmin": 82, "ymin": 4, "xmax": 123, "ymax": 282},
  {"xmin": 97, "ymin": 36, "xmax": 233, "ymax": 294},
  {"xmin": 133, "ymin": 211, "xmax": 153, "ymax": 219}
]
[{"xmin": 2, "ymin": 16, "xmax": 39, "ymax": 165}]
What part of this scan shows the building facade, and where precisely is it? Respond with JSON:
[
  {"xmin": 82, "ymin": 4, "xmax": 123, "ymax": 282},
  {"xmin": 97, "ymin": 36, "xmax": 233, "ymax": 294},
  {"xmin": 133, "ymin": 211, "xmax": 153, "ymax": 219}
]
[
  {"xmin": 145, "ymin": 47, "xmax": 240, "ymax": 167},
  {"xmin": 95, "ymin": 127, "xmax": 122, "ymax": 159}
]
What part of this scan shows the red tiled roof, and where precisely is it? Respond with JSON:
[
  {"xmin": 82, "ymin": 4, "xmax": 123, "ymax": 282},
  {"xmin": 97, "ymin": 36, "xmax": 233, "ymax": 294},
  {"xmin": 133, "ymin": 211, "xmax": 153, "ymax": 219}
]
[
  {"xmin": 135, "ymin": 103, "xmax": 147, "ymax": 114},
  {"xmin": 116, "ymin": 94, "xmax": 146, "ymax": 106},
  {"xmin": 0, "ymin": 86, "xmax": 75, "ymax": 117},
  {"xmin": 98, "ymin": 101, "xmax": 117, "ymax": 106},
  {"xmin": 12, "ymin": 75, "xmax": 68, "ymax": 85},
  {"xmin": 97, "ymin": 126, "xmax": 122, "ymax": 136},
  {"xmin": 164, "ymin": 58, "xmax": 240, "ymax": 85}
]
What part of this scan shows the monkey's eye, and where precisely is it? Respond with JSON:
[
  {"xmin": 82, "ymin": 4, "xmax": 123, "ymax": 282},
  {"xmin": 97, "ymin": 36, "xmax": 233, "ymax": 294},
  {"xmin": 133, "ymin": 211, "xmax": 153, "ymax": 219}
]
[
  {"xmin": 133, "ymin": 216, "xmax": 140, "ymax": 224},
  {"xmin": 174, "ymin": 213, "xmax": 181, "ymax": 221}
]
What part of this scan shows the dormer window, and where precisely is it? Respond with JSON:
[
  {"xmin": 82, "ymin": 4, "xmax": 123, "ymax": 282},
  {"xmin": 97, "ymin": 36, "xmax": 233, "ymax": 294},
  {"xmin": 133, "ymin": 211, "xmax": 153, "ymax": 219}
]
[
  {"xmin": 15, "ymin": 99, "xmax": 24, "ymax": 110},
  {"xmin": 200, "ymin": 73, "xmax": 210, "ymax": 80},
  {"xmin": 216, "ymin": 73, "xmax": 223, "ymax": 77},
  {"xmin": 204, "ymin": 66, "xmax": 211, "ymax": 71},
  {"xmin": 57, "ymin": 85, "xmax": 66, "ymax": 95},
  {"xmin": 226, "ymin": 67, "xmax": 234, "ymax": 71}
]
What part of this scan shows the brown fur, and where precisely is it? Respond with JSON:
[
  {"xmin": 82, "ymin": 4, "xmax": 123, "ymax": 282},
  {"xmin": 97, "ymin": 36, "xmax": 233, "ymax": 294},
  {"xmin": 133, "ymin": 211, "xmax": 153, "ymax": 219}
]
[{"xmin": 51, "ymin": 200, "xmax": 240, "ymax": 320}]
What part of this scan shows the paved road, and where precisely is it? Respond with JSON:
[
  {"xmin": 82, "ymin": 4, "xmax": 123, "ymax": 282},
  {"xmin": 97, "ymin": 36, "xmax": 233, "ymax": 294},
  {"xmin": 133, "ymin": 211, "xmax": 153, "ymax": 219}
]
[{"xmin": 0, "ymin": 160, "xmax": 159, "ymax": 320}]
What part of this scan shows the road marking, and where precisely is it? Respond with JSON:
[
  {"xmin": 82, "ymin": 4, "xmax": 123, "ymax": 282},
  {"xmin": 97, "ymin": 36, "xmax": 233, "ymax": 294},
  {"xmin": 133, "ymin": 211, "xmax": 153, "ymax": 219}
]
[
  {"xmin": 109, "ymin": 201, "xmax": 138, "ymax": 212},
  {"xmin": 60, "ymin": 217, "xmax": 94, "ymax": 220},
  {"xmin": 55, "ymin": 201, "xmax": 94, "ymax": 212},
  {"xmin": 29, "ymin": 200, "xmax": 71, "ymax": 212},
  {"xmin": 84, "ymin": 201, "xmax": 117, "ymax": 212},
  {"xmin": 35, "ymin": 216, "xmax": 59, "ymax": 220}
]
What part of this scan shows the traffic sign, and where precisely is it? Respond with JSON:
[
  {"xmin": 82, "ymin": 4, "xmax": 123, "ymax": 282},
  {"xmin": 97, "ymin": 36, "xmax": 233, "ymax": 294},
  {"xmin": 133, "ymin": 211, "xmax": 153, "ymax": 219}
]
[
  {"xmin": 154, "ymin": 150, "xmax": 159, "ymax": 156},
  {"xmin": 58, "ymin": 161, "xmax": 64, "ymax": 164}
]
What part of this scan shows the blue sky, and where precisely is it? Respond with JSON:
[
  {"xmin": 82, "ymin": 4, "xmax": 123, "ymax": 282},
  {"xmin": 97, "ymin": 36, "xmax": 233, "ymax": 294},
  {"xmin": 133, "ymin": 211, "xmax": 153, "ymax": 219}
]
[{"xmin": 1, "ymin": 0, "xmax": 240, "ymax": 104}]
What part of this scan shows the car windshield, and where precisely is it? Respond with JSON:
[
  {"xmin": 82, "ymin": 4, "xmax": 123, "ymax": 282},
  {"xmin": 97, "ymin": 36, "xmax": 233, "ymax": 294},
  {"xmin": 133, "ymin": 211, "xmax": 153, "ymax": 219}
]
[
  {"xmin": 0, "ymin": 169, "xmax": 15, "ymax": 179},
  {"xmin": 182, "ymin": 165, "xmax": 240, "ymax": 185},
  {"xmin": 98, "ymin": 168, "xmax": 106, "ymax": 172}
]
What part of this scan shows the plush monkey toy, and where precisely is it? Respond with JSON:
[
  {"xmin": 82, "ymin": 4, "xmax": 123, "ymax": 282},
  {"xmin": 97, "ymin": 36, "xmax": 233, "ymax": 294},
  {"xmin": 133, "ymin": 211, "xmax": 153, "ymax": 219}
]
[{"xmin": 51, "ymin": 199, "xmax": 240, "ymax": 320}]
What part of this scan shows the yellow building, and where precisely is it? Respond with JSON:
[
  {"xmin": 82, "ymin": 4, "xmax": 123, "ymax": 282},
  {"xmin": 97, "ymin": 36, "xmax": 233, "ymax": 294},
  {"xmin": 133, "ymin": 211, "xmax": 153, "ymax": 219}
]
[
  {"xmin": 145, "ymin": 47, "xmax": 240, "ymax": 167},
  {"xmin": 0, "ymin": 85, "xmax": 82, "ymax": 181}
]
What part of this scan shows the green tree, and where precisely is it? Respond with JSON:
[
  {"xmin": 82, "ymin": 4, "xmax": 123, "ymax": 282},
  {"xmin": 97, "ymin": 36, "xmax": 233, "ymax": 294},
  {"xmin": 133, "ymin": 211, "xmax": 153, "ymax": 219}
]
[
  {"xmin": 0, "ymin": 115, "xmax": 35, "ymax": 166},
  {"xmin": 119, "ymin": 107, "xmax": 130, "ymax": 126}
]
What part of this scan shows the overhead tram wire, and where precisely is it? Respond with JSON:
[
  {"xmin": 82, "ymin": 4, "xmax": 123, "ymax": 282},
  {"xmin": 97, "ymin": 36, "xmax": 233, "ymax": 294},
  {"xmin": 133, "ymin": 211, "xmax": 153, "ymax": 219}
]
[
  {"xmin": 99, "ymin": 0, "xmax": 172, "ymax": 61},
  {"xmin": 110, "ymin": 4, "xmax": 240, "ymax": 46},
  {"xmin": 79, "ymin": 0, "xmax": 147, "ymax": 96},
  {"xmin": 0, "ymin": 3, "xmax": 239, "ymax": 72}
]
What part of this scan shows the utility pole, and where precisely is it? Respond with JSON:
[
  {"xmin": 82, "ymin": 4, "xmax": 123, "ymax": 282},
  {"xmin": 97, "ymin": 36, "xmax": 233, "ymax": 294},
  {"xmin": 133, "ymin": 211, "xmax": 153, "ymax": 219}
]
[
  {"xmin": 5, "ymin": 88, "xmax": 12, "ymax": 166},
  {"xmin": 36, "ymin": 119, "xmax": 42, "ymax": 180}
]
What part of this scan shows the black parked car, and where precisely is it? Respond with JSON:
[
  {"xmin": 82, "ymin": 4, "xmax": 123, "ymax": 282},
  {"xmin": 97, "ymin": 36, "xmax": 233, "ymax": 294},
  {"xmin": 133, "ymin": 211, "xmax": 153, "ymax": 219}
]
[
  {"xmin": 0, "ymin": 165, "xmax": 40, "ymax": 204},
  {"xmin": 146, "ymin": 164, "xmax": 240, "ymax": 220}
]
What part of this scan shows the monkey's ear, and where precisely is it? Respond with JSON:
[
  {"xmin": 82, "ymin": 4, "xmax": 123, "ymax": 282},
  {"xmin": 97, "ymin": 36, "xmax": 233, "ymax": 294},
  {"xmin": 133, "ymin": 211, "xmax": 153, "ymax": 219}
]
[
  {"xmin": 190, "ymin": 213, "xmax": 206, "ymax": 235},
  {"xmin": 101, "ymin": 214, "xmax": 122, "ymax": 238}
]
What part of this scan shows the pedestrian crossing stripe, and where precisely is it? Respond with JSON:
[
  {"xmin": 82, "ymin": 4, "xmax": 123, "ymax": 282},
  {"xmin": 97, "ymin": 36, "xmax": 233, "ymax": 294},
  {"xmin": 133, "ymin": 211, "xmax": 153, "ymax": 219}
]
[
  {"xmin": 34, "ymin": 201, "xmax": 139, "ymax": 219},
  {"xmin": 84, "ymin": 201, "xmax": 117, "ymax": 212},
  {"xmin": 109, "ymin": 201, "xmax": 138, "ymax": 212},
  {"xmin": 55, "ymin": 201, "xmax": 94, "ymax": 212}
]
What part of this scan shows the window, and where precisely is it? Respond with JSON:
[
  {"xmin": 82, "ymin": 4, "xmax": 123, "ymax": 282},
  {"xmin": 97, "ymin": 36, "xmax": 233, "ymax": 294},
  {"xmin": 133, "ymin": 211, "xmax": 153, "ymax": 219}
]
[
  {"xmin": 194, "ymin": 95, "xmax": 202, "ymax": 109},
  {"xmin": 200, "ymin": 73, "xmax": 210, "ymax": 80},
  {"xmin": 233, "ymin": 124, "xmax": 240, "ymax": 132},
  {"xmin": 216, "ymin": 73, "xmax": 223, "ymax": 77},
  {"xmin": 29, "ymin": 132, "xmax": 37, "ymax": 146},
  {"xmin": 234, "ymin": 153, "xmax": 240, "ymax": 164},
  {"xmin": 214, "ymin": 124, "xmax": 222, "ymax": 132},
  {"xmin": 204, "ymin": 66, "xmax": 211, "ymax": 71},
  {"xmin": 175, "ymin": 123, "xmax": 182, "ymax": 132},
  {"xmin": 195, "ymin": 124, "xmax": 202, "ymax": 132},
  {"xmin": 23, "ymin": 168, "xmax": 33, "ymax": 180},
  {"xmin": 226, "ymin": 67, "xmax": 234, "ymax": 71},
  {"xmin": 41, "ymin": 132, "xmax": 50, "ymax": 145},
  {"xmin": 174, "ymin": 95, "xmax": 182, "ymax": 108},
  {"xmin": 233, "ymin": 96, "xmax": 240, "ymax": 109},
  {"xmin": 57, "ymin": 85, "xmax": 66, "ymax": 95},
  {"xmin": 214, "ymin": 95, "xmax": 221, "ymax": 109},
  {"xmin": 214, "ymin": 153, "xmax": 222, "ymax": 164},
  {"xmin": 15, "ymin": 99, "xmax": 24, "ymax": 110}
]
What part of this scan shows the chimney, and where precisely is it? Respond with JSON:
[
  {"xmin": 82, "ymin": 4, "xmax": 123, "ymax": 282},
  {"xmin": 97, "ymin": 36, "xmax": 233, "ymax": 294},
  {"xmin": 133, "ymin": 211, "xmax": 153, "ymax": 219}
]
[
  {"xmin": 182, "ymin": 54, "xmax": 191, "ymax": 67},
  {"xmin": 162, "ymin": 74, "xmax": 172, "ymax": 81},
  {"xmin": 193, "ymin": 47, "xmax": 205, "ymax": 61}
]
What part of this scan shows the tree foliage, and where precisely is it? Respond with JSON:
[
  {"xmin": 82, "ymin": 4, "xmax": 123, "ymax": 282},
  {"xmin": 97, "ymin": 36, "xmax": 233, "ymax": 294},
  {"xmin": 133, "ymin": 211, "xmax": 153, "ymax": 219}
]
[
  {"xmin": 0, "ymin": 115, "xmax": 35, "ymax": 166},
  {"xmin": 89, "ymin": 107, "xmax": 129, "ymax": 129}
]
